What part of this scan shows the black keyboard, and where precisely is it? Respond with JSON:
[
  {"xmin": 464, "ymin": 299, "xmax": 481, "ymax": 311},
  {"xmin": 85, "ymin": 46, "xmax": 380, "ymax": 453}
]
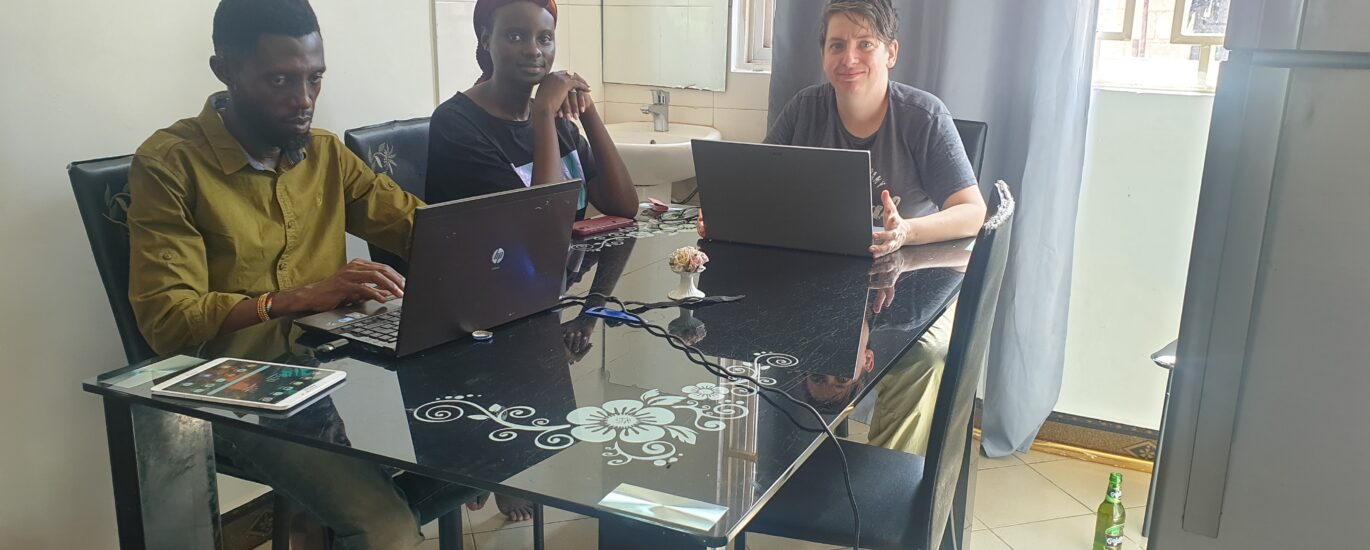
[{"xmin": 338, "ymin": 310, "xmax": 401, "ymax": 344}]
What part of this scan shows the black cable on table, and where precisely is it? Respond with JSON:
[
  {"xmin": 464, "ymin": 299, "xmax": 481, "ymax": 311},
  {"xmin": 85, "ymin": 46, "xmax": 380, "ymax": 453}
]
[{"xmin": 557, "ymin": 294, "xmax": 861, "ymax": 550}]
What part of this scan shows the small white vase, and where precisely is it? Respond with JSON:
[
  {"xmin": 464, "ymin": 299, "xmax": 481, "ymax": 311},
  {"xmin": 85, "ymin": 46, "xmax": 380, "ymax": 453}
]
[{"xmin": 668, "ymin": 271, "xmax": 705, "ymax": 301}]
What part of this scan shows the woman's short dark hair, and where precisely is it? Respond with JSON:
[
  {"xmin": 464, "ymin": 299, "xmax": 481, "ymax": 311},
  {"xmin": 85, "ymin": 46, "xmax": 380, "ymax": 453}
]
[
  {"xmin": 819, "ymin": 0, "xmax": 899, "ymax": 47},
  {"xmin": 212, "ymin": 0, "xmax": 321, "ymax": 60}
]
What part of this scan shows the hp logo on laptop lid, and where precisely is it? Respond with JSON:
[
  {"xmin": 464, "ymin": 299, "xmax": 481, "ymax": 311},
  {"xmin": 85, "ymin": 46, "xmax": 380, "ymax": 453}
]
[{"xmin": 491, "ymin": 248, "xmax": 505, "ymax": 265}]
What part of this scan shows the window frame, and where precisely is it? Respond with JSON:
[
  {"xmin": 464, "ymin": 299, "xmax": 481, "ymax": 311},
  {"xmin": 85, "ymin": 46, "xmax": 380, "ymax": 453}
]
[
  {"xmin": 1093, "ymin": 0, "xmax": 1228, "ymax": 94},
  {"xmin": 731, "ymin": 0, "xmax": 774, "ymax": 73},
  {"xmin": 1097, "ymin": 0, "xmax": 1138, "ymax": 41},
  {"xmin": 1170, "ymin": 0, "xmax": 1226, "ymax": 46}
]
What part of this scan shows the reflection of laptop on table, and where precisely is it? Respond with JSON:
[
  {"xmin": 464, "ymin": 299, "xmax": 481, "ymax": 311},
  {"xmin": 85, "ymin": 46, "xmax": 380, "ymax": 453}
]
[
  {"xmin": 692, "ymin": 240, "xmax": 871, "ymax": 378},
  {"xmin": 296, "ymin": 180, "xmax": 581, "ymax": 357},
  {"xmin": 398, "ymin": 311, "xmax": 575, "ymax": 475},
  {"xmin": 692, "ymin": 140, "xmax": 875, "ymax": 256}
]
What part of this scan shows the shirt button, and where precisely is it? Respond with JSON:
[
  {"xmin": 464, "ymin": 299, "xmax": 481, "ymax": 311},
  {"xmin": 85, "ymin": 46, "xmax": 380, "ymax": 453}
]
[
  {"xmin": 286, "ymin": 220, "xmax": 296, "ymax": 229},
  {"xmin": 161, "ymin": 251, "xmax": 174, "ymax": 260}
]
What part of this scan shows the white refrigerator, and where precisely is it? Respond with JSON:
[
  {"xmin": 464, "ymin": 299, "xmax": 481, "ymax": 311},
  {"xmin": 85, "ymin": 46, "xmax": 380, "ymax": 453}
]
[{"xmin": 1150, "ymin": 0, "xmax": 1370, "ymax": 548}]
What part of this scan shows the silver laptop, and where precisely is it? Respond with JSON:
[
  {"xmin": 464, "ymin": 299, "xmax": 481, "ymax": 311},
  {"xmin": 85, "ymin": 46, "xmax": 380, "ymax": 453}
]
[
  {"xmin": 691, "ymin": 140, "xmax": 875, "ymax": 256},
  {"xmin": 296, "ymin": 180, "xmax": 581, "ymax": 357}
]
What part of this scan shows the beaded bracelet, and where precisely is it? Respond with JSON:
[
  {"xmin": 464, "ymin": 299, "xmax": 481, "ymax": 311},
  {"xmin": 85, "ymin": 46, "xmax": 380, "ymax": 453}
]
[{"xmin": 256, "ymin": 292, "xmax": 273, "ymax": 323}]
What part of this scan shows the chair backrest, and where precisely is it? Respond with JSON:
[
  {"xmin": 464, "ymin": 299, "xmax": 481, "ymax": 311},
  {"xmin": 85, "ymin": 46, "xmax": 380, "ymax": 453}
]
[
  {"xmin": 911, "ymin": 180, "xmax": 1015, "ymax": 546},
  {"xmin": 953, "ymin": 119, "xmax": 989, "ymax": 180},
  {"xmin": 343, "ymin": 118, "xmax": 430, "ymax": 274},
  {"xmin": 343, "ymin": 117, "xmax": 431, "ymax": 199},
  {"xmin": 68, "ymin": 155, "xmax": 157, "ymax": 364}
]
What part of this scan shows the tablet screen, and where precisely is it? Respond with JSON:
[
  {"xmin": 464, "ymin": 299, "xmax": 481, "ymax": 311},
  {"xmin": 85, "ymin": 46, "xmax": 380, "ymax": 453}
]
[{"xmin": 159, "ymin": 359, "xmax": 336, "ymax": 406}]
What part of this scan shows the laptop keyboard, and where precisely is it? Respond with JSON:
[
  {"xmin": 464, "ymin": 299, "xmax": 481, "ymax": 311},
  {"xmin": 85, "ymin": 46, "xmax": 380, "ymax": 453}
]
[{"xmin": 338, "ymin": 310, "xmax": 401, "ymax": 344}]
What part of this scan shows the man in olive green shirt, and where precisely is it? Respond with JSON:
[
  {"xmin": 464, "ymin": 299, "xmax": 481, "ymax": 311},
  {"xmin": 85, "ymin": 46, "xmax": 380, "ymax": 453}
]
[
  {"xmin": 125, "ymin": 1, "xmax": 463, "ymax": 548},
  {"xmin": 128, "ymin": 37, "xmax": 416, "ymax": 357},
  {"xmin": 128, "ymin": 91, "xmax": 418, "ymax": 354}
]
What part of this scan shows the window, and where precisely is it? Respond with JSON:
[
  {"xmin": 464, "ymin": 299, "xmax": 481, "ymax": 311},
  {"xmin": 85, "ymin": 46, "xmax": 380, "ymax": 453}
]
[
  {"xmin": 732, "ymin": 0, "xmax": 774, "ymax": 73},
  {"xmin": 1093, "ymin": 0, "xmax": 1232, "ymax": 93}
]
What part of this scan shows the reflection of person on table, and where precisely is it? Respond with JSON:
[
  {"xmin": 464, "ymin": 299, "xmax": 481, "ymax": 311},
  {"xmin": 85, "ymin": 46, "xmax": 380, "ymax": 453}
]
[
  {"xmin": 868, "ymin": 238, "xmax": 971, "ymax": 314},
  {"xmin": 795, "ymin": 241, "xmax": 969, "ymax": 433},
  {"xmin": 865, "ymin": 242, "xmax": 969, "ymax": 455},
  {"xmin": 561, "ymin": 238, "xmax": 636, "ymax": 364},
  {"xmin": 122, "ymin": 1, "xmax": 466, "ymax": 546},
  {"xmin": 697, "ymin": 0, "xmax": 986, "ymax": 258},
  {"xmin": 797, "ymin": 311, "xmax": 877, "ymax": 413}
]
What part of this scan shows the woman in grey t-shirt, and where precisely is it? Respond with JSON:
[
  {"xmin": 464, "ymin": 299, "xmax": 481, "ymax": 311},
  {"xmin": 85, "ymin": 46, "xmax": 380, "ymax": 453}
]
[
  {"xmin": 702, "ymin": 0, "xmax": 986, "ymax": 258},
  {"xmin": 747, "ymin": 0, "xmax": 988, "ymax": 459}
]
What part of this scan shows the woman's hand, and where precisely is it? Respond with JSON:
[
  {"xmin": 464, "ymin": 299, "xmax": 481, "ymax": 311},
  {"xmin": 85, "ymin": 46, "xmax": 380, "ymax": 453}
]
[
  {"xmin": 533, "ymin": 71, "xmax": 591, "ymax": 120},
  {"xmin": 555, "ymin": 72, "xmax": 593, "ymax": 121},
  {"xmin": 558, "ymin": 88, "xmax": 592, "ymax": 121},
  {"xmin": 868, "ymin": 252, "xmax": 908, "ymax": 314},
  {"xmin": 870, "ymin": 190, "xmax": 911, "ymax": 257},
  {"xmin": 530, "ymin": 71, "xmax": 591, "ymax": 187},
  {"xmin": 562, "ymin": 317, "xmax": 597, "ymax": 362}
]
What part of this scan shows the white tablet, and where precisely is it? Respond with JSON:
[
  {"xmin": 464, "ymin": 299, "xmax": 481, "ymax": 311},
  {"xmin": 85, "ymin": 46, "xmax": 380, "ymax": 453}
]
[{"xmin": 150, "ymin": 357, "xmax": 347, "ymax": 411}]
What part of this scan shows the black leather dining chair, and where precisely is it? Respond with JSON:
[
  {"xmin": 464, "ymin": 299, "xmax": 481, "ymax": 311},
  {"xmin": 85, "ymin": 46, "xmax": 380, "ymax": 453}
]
[
  {"xmin": 69, "ymin": 155, "xmax": 477, "ymax": 550},
  {"xmin": 343, "ymin": 118, "xmax": 431, "ymax": 276},
  {"xmin": 69, "ymin": 155, "xmax": 310, "ymax": 547},
  {"xmin": 738, "ymin": 180, "xmax": 1016, "ymax": 550},
  {"xmin": 69, "ymin": 156, "xmax": 157, "ymax": 365},
  {"xmin": 953, "ymin": 119, "xmax": 989, "ymax": 181},
  {"xmin": 838, "ymin": 119, "xmax": 986, "ymax": 436}
]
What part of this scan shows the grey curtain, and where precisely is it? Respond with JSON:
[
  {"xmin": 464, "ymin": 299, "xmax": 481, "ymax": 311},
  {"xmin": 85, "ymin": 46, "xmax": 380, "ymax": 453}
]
[{"xmin": 769, "ymin": 0, "xmax": 1100, "ymax": 457}]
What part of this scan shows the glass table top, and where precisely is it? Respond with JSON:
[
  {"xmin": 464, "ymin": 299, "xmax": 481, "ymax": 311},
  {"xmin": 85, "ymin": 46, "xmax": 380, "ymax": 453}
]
[{"xmin": 87, "ymin": 228, "xmax": 968, "ymax": 545}]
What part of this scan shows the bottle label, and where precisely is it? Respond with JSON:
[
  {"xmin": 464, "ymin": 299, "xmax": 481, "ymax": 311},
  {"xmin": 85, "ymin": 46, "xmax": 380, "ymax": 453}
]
[
  {"xmin": 1106, "ymin": 488, "xmax": 1123, "ymax": 503},
  {"xmin": 1104, "ymin": 525, "xmax": 1124, "ymax": 549}
]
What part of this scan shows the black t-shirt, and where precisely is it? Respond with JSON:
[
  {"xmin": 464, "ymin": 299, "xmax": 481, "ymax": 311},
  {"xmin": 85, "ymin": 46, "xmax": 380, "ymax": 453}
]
[{"xmin": 425, "ymin": 93, "xmax": 599, "ymax": 218}]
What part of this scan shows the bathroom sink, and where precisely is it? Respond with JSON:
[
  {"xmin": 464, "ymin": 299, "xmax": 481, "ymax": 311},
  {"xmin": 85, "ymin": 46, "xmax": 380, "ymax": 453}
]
[{"xmin": 604, "ymin": 122, "xmax": 722, "ymax": 198}]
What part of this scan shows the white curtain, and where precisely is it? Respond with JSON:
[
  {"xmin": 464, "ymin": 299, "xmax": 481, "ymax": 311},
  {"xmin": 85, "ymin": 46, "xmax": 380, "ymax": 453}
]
[{"xmin": 769, "ymin": 0, "xmax": 1100, "ymax": 457}]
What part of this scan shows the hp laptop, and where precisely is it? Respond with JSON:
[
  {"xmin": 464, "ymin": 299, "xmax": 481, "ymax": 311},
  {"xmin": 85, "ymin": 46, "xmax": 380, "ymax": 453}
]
[
  {"xmin": 691, "ymin": 140, "xmax": 875, "ymax": 256},
  {"xmin": 296, "ymin": 180, "xmax": 581, "ymax": 357}
]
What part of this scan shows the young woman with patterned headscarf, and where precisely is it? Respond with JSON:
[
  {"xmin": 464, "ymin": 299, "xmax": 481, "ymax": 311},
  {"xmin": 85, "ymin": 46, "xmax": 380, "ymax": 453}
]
[
  {"xmin": 425, "ymin": 0, "xmax": 638, "ymax": 221},
  {"xmin": 426, "ymin": 2, "xmax": 640, "ymax": 522}
]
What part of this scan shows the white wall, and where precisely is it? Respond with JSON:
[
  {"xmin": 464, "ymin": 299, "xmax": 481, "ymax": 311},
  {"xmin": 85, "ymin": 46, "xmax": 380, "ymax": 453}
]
[
  {"xmin": 1057, "ymin": 89, "xmax": 1213, "ymax": 430},
  {"xmin": 0, "ymin": 0, "xmax": 438, "ymax": 547},
  {"xmin": 601, "ymin": 0, "xmax": 730, "ymax": 91},
  {"xmin": 431, "ymin": 1, "xmax": 774, "ymax": 149},
  {"xmin": 600, "ymin": 72, "xmax": 772, "ymax": 142},
  {"xmin": 592, "ymin": 0, "xmax": 774, "ymax": 140}
]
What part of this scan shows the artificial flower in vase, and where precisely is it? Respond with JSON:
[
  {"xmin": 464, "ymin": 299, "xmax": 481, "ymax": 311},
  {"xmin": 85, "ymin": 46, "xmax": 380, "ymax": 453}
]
[{"xmin": 667, "ymin": 246, "xmax": 709, "ymax": 301}]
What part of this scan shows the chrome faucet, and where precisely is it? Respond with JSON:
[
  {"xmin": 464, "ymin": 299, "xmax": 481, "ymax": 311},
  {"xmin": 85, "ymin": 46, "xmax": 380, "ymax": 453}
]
[{"xmin": 640, "ymin": 89, "xmax": 670, "ymax": 132}]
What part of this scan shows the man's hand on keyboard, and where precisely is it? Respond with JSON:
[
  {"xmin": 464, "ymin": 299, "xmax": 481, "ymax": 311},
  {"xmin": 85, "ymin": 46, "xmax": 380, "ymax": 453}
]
[{"xmin": 274, "ymin": 259, "xmax": 406, "ymax": 315}]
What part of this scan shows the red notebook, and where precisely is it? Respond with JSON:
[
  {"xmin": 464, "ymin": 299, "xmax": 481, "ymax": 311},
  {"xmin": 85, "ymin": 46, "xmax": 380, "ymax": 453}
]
[{"xmin": 572, "ymin": 216, "xmax": 635, "ymax": 238}]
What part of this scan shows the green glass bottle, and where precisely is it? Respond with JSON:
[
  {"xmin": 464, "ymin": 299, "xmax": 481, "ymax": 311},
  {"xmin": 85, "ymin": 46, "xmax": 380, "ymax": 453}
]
[{"xmin": 1093, "ymin": 472, "xmax": 1127, "ymax": 550}]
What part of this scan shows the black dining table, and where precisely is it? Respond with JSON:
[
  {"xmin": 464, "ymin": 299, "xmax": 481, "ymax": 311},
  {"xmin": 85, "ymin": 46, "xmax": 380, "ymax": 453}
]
[{"xmin": 85, "ymin": 222, "xmax": 969, "ymax": 550}]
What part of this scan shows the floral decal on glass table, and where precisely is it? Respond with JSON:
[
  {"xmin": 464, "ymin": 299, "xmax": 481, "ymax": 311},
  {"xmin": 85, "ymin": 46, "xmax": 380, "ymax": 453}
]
[{"xmin": 411, "ymin": 352, "xmax": 798, "ymax": 466}]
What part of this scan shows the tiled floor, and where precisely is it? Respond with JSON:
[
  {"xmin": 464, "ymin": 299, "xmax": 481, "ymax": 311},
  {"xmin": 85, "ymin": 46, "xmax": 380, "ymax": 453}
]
[
  {"xmin": 970, "ymin": 450, "xmax": 1149, "ymax": 550},
  {"xmin": 257, "ymin": 425, "xmax": 1151, "ymax": 550}
]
